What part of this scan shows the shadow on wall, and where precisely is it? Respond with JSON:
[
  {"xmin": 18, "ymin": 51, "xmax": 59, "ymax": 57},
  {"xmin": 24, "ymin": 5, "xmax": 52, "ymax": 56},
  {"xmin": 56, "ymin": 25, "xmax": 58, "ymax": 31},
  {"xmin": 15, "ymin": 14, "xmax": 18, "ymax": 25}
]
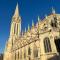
[
  {"xmin": 48, "ymin": 54, "xmax": 60, "ymax": 60},
  {"xmin": 0, "ymin": 54, "xmax": 3, "ymax": 60}
]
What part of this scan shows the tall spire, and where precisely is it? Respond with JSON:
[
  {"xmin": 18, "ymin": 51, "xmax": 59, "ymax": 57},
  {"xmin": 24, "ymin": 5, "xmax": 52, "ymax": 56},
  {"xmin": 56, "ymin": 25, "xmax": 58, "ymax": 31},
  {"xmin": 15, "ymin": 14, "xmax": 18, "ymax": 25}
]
[
  {"xmin": 32, "ymin": 19, "xmax": 34, "ymax": 27},
  {"xmin": 10, "ymin": 3, "xmax": 21, "ymax": 36},
  {"xmin": 13, "ymin": 3, "xmax": 19, "ymax": 17},
  {"xmin": 52, "ymin": 7, "xmax": 55, "ymax": 14}
]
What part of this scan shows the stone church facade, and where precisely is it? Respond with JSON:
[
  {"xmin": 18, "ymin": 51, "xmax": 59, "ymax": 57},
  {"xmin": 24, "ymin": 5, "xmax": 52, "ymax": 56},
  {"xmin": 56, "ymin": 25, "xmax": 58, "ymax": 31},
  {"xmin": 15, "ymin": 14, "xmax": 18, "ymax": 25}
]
[{"xmin": 3, "ymin": 3, "xmax": 60, "ymax": 60}]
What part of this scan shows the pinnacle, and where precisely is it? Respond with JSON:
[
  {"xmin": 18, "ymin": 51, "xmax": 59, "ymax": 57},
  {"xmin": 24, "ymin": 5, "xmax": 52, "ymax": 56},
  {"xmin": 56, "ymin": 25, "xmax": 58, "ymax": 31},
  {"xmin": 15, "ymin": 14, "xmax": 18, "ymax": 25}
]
[
  {"xmin": 38, "ymin": 16, "xmax": 40, "ymax": 22},
  {"xmin": 52, "ymin": 7, "xmax": 55, "ymax": 14}
]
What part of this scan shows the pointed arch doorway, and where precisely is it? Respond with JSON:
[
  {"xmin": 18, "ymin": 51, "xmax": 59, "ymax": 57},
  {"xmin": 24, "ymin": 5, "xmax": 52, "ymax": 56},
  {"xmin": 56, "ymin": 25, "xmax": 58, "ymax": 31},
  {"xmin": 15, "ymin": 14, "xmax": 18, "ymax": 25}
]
[{"xmin": 54, "ymin": 37, "xmax": 60, "ymax": 54}]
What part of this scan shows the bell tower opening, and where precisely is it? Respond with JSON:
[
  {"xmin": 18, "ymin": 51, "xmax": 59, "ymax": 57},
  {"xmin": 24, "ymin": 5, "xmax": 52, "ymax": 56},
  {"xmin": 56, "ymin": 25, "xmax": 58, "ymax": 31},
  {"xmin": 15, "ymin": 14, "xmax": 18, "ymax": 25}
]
[{"xmin": 54, "ymin": 38, "xmax": 60, "ymax": 54}]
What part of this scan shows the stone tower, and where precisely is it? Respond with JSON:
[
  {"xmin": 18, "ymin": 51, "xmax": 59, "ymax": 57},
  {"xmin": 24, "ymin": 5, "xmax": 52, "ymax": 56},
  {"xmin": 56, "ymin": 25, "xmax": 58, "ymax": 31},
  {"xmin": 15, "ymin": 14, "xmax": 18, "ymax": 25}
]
[
  {"xmin": 10, "ymin": 3, "xmax": 21, "ymax": 37},
  {"xmin": 3, "ymin": 3, "xmax": 21, "ymax": 60}
]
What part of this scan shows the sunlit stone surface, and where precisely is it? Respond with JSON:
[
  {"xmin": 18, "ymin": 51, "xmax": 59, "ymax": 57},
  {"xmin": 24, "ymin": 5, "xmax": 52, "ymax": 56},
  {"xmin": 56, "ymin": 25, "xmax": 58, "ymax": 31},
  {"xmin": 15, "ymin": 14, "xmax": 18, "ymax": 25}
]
[{"xmin": 4, "ymin": 3, "xmax": 60, "ymax": 60}]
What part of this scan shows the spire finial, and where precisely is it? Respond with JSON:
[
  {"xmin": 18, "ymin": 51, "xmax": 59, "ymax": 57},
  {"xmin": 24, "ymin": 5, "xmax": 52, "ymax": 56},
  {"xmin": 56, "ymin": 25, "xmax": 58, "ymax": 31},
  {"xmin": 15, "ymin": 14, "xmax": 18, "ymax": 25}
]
[
  {"xmin": 52, "ymin": 7, "xmax": 55, "ymax": 14},
  {"xmin": 38, "ymin": 16, "xmax": 41, "ymax": 22},
  {"xmin": 14, "ymin": 3, "xmax": 19, "ymax": 17},
  {"xmin": 38, "ymin": 16, "xmax": 40, "ymax": 22},
  {"xmin": 32, "ymin": 19, "xmax": 34, "ymax": 27}
]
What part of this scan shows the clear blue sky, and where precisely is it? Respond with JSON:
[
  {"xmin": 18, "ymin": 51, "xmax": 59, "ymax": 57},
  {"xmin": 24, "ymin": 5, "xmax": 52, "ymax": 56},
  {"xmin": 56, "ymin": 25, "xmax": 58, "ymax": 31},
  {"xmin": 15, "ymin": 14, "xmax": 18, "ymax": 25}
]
[{"xmin": 0, "ymin": 0, "xmax": 60, "ymax": 53}]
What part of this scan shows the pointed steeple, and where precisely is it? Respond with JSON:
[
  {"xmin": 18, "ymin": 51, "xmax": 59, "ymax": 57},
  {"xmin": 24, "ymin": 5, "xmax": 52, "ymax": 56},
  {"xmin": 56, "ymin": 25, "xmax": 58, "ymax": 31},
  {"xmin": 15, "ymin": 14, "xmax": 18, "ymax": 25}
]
[
  {"xmin": 52, "ymin": 7, "xmax": 55, "ymax": 14},
  {"xmin": 32, "ymin": 19, "xmax": 34, "ymax": 27},
  {"xmin": 10, "ymin": 3, "xmax": 21, "ymax": 36},
  {"xmin": 13, "ymin": 3, "xmax": 19, "ymax": 17},
  {"xmin": 38, "ymin": 16, "xmax": 41, "ymax": 24}
]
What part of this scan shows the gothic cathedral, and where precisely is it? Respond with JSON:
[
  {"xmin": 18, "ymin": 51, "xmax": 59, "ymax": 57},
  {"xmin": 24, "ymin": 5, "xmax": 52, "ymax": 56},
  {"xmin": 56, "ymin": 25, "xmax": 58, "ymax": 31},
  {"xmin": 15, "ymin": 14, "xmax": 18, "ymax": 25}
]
[{"xmin": 3, "ymin": 3, "xmax": 60, "ymax": 60}]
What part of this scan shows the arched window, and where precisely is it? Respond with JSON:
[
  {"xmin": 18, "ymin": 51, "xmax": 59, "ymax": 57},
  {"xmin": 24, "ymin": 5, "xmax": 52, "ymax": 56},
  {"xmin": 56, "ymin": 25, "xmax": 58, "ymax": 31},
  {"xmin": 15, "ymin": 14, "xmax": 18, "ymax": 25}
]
[
  {"xmin": 12, "ymin": 38, "xmax": 13, "ymax": 47},
  {"xmin": 16, "ymin": 24, "xmax": 18, "ymax": 34},
  {"xmin": 16, "ymin": 24, "xmax": 18, "ymax": 35},
  {"xmin": 44, "ymin": 37, "xmax": 52, "ymax": 53},
  {"xmin": 18, "ymin": 51, "xmax": 19, "ymax": 59},
  {"xmin": 54, "ymin": 37, "xmax": 60, "ymax": 54},
  {"xmin": 29, "ymin": 57, "xmax": 31, "ymax": 60},
  {"xmin": 14, "ymin": 23, "xmax": 16, "ymax": 34},
  {"xmin": 24, "ymin": 48, "xmax": 26, "ymax": 58},
  {"xmin": 34, "ymin": 48, "xmax": 38, "ymax": 57},
  {"xmin": 20, "ymin": 50, "xmax": 22, "ymax": 59},
  {"xmin": 33, "ymin": 44, "xmax": 38, "ymax": 57},
  {"xmin": 15, "ymin": 53, "xmax": 16, "ymax": 60},
  {"xmin": 28, "ymin": 47, "xmax": 31, "ymax": 55}
]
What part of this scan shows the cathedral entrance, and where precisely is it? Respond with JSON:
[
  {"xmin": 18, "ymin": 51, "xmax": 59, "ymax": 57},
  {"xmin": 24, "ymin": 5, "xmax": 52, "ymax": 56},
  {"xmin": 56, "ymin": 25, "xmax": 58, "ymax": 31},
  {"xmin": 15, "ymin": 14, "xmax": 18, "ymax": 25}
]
[
  {"xmin": 54, "ymin": 38, "xmax": 60, "ymax": 54},
  {"xmin": 48, "ymin": 38, "xmax": 60, "ymax": 60}
]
